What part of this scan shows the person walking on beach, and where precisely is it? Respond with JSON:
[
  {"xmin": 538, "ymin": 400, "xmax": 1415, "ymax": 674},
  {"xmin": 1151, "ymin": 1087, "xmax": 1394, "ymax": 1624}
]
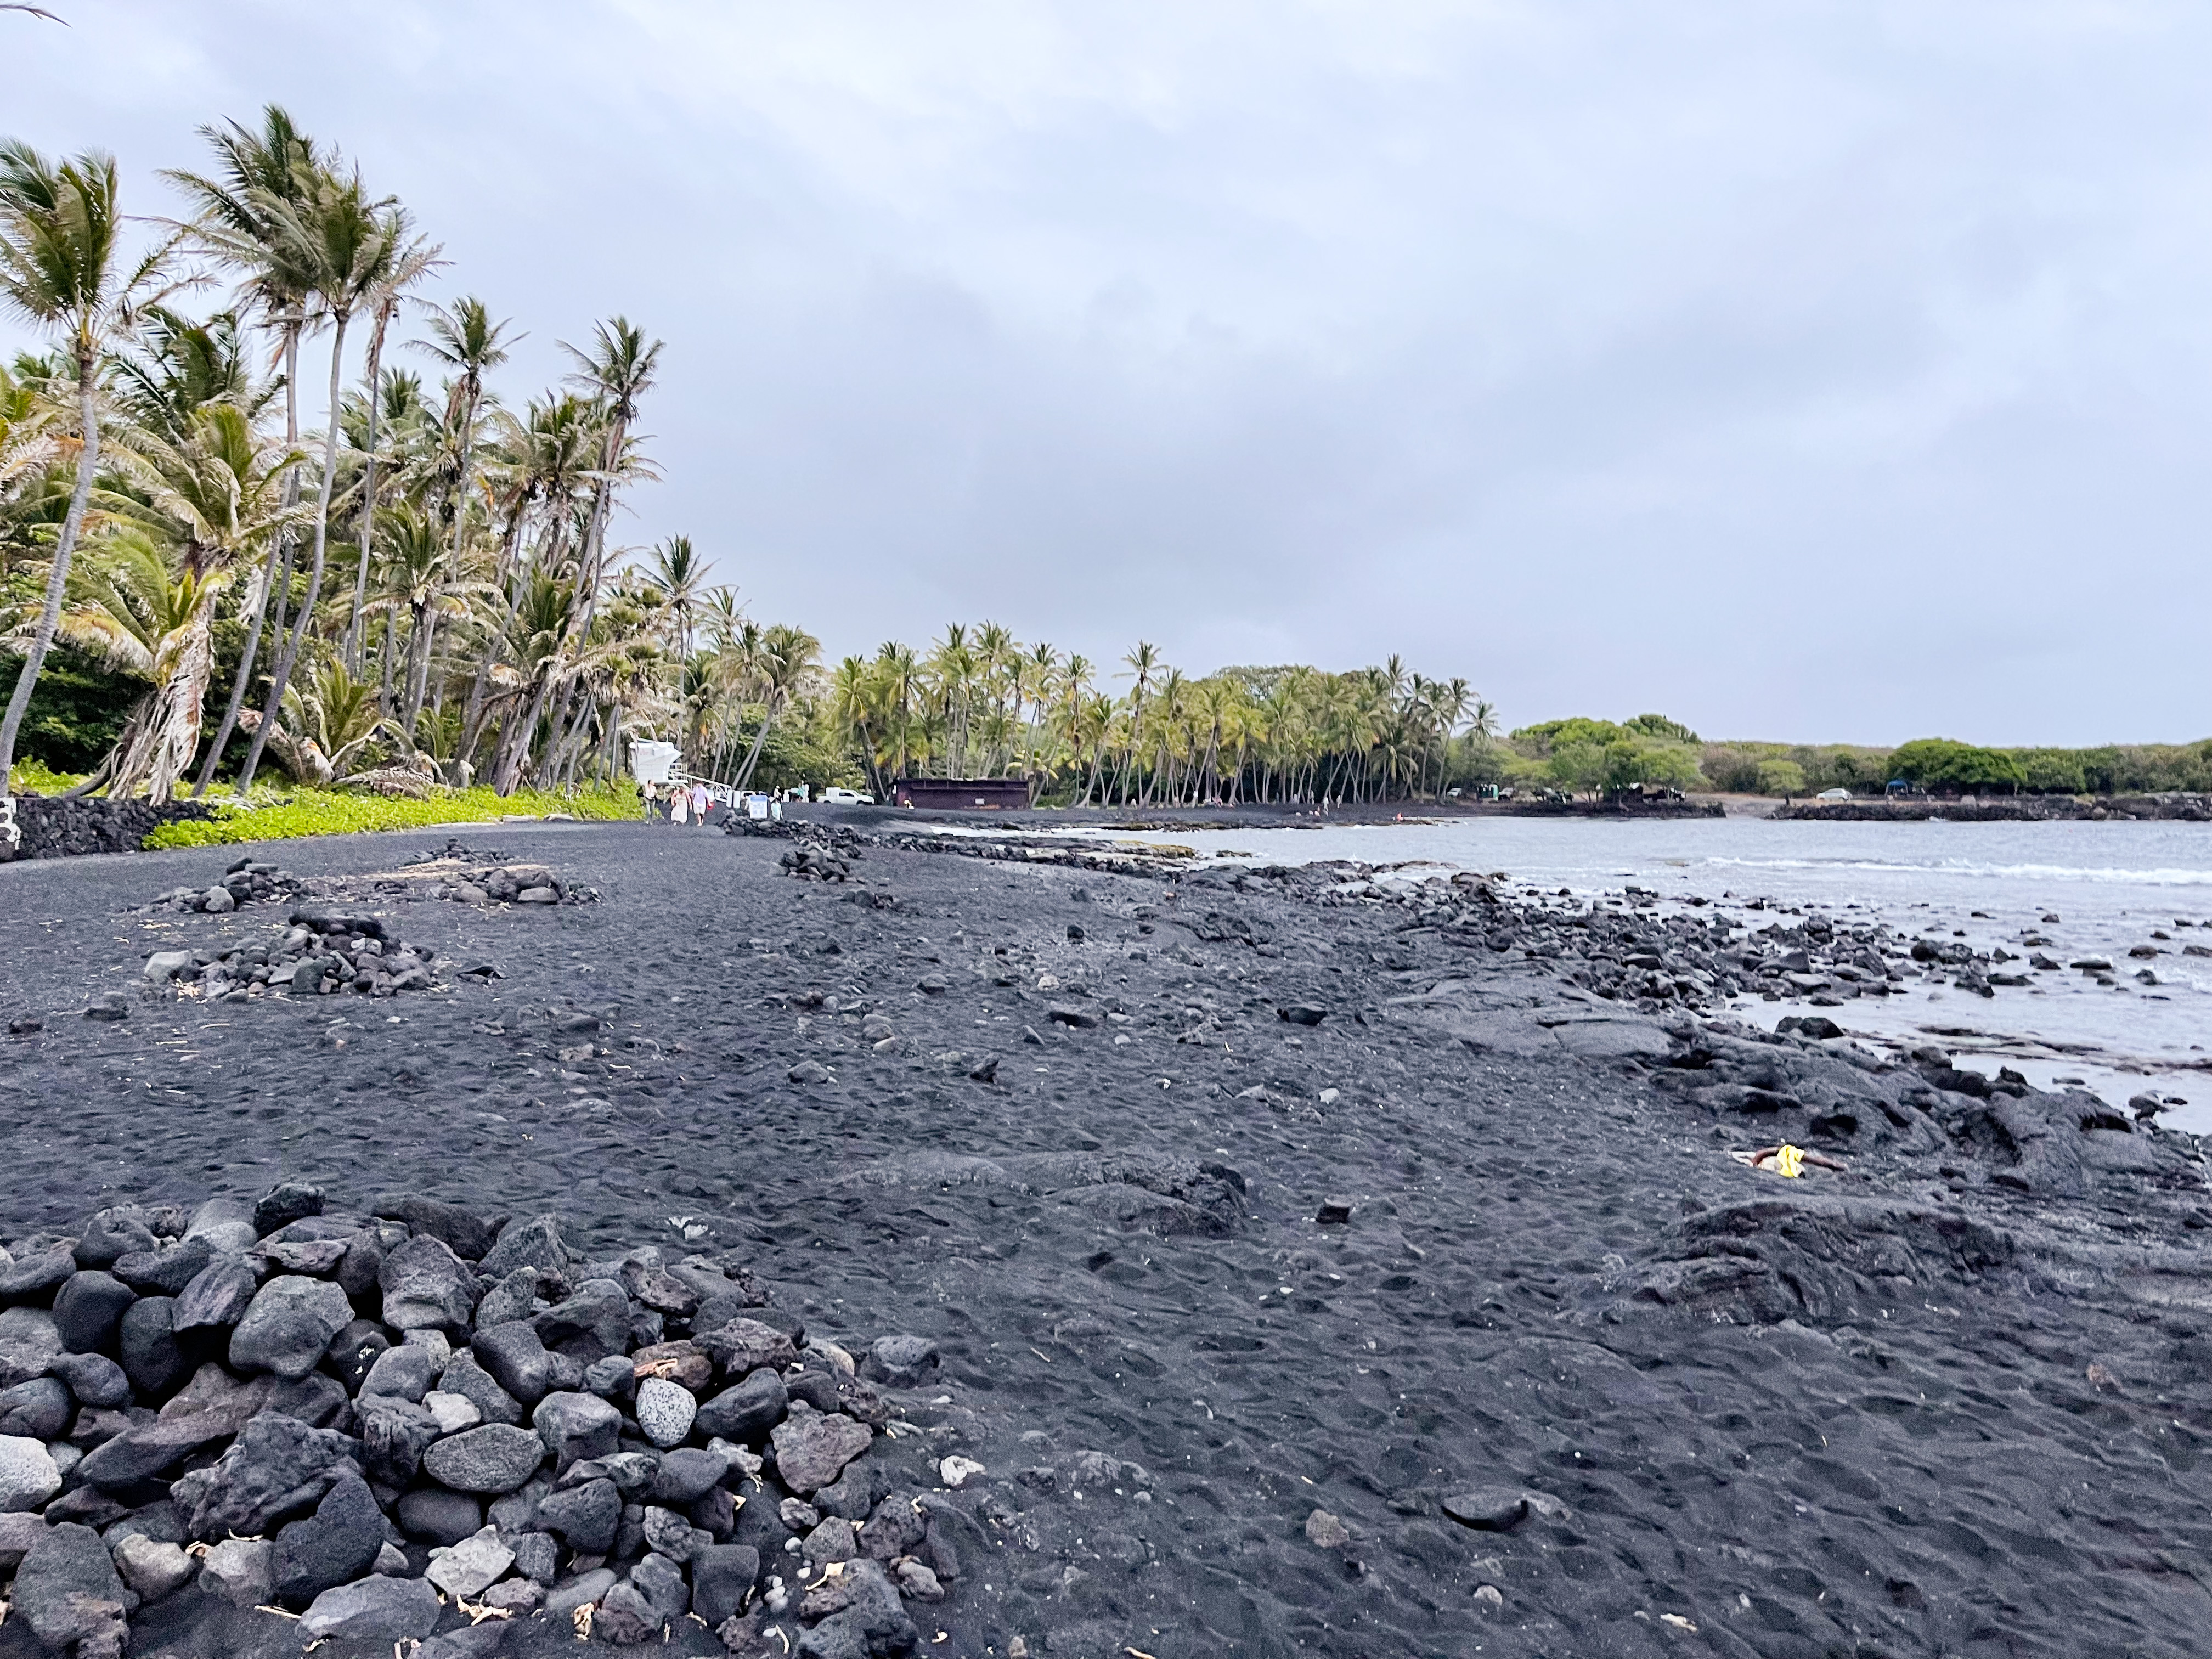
[
  {"xmin": 670, "ymin": 783, "xmax": 689, "ymax": 826},
  {"xmin": 692, "ymin": 780, "xmax": 712, "ymax": 826}
]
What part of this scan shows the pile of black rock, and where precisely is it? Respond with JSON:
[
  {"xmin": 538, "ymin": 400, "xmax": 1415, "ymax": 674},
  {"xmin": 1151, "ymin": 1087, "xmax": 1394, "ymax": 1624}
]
[
  {"xmin": 0, "ymin": 1183, "xmax": 961, "ymax": 1658},
  {"xmin": 144, "ymin": 911, "xmax": 439, "ymax": 1002},
  {"xmin": 437, "ymin": 864, "xmax": 598, "ymax": 908},
  {"xmin": 777, "ymin": 846, "xmax": 856, "ymax": 883},
  {"xmin": 146, "ymin": 856, "xmax": 303, "ymax": 915}
]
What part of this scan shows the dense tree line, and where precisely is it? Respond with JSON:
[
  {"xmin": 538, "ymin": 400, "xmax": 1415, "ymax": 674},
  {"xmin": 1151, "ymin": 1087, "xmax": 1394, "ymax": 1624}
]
[{"xmin": 1700, "ymin": 737, "xmax": 2212, "ymax": 798}]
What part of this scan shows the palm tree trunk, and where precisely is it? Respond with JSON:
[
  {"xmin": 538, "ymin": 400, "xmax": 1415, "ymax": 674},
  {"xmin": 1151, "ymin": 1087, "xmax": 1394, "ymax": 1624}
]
[
  {"xmin": 416, "ymin": 386, "xmax": 482, "ymax": 738},
  {"xmin": 343, "ymin": 300, "xmax": 392, "ymax": 673},
  {"xmin": 378, "ymin": 607, "xmax": 397, "ymax": 712},
  {"xmin": 732, "ymin": 693, "xmax": 784, "ymax": 790},
  {"xmin": 195, "ymin": 322, "xmax": 301, "ymax": 797},
  {"xmin": 0, "ymin": 349, "xmax": 101, "ymax": 790},
  {"xmin": 404, "ymin": 602, "xmax": 446, "ymax": 740},
  {"xmin": 492, "ymin": 661, "xmax": 558, "ymax": 795},
  {"xmin": 110, "ymin": 606, "xmax": 217, "ymax": 804},
  {"xmin": 239, "ymin": 315, "xmax": 351, "ymax": 795},
  {"xmin": 398, "ymin": 601, "xmax": 429, "ymax": 732}
]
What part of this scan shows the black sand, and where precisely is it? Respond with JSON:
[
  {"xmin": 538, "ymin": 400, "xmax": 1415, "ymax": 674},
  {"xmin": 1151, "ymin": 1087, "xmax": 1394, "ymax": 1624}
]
[{"xmin": 4, "ymin": 819, "xmax": 2211, "ymax": 1658}]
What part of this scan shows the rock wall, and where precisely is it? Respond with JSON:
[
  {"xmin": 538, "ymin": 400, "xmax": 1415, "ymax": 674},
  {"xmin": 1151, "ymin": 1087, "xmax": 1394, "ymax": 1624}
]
[
  {"xmin": 0, "ymin": 796, "xmax": 215, "ymax": 862},
  {"xmin": 1773, "ymin": 793, "xmax": 2210, "ymax": 822}
]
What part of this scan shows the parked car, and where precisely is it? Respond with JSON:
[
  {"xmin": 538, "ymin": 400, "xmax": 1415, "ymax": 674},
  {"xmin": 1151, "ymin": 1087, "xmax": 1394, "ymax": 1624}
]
[
  {"xmin": 1816, "ymin": 787, "xmax": 1852, "ymax": 800},
  {"xmin": 820, "ymin": 787, "xmax": 871, "ymax": 805}
]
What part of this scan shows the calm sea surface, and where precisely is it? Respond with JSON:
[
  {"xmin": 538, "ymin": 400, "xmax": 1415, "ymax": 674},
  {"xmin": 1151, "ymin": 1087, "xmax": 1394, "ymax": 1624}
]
[{"xmin": 1106, "ymin": 816, "xmax": 2212, "ymax": 1130}]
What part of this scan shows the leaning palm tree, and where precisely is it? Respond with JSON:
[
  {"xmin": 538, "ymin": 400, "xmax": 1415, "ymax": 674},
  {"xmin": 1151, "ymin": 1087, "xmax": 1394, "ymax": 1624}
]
[
  {"xmin": 561, "ymin": 316, "xmax": 661, "ymax": 601},
  {"xmin": 98, "ymin": 402, "xmax": 306, "ymax": 797},
  {"xmin": 21, "ymin": 528, "xmax": 223, "ymax": 801},
  {"xmin": 0, "ymin": 141, "xmax": 178, "ymax": 792}
]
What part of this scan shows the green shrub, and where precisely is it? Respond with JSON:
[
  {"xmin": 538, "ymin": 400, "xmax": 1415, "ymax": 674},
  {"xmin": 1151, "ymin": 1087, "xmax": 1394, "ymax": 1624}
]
[
  {"xmin": 0, "ymin": 645, "xmax": 145, "ymax": 772},
  {"xmin": 142, "ymin": 782, "xmax": 637, "ymax": 849},
  {"xmin": 1757, "ymin": 759, "xmax": 1806, "ymax": 796},
  {"xmin": 6, "ymin": 756, "xmax": 87, "ymax": 794},
  {"xmin": 1888, "ymin": 738, "xmax": 2027, "ymax": 793}
]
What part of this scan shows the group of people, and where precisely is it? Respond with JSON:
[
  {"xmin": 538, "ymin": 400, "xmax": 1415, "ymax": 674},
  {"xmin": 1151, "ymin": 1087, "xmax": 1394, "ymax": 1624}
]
[{"xmin": 642, "ymin": 777, "xmax": 718, "ymax": 826}]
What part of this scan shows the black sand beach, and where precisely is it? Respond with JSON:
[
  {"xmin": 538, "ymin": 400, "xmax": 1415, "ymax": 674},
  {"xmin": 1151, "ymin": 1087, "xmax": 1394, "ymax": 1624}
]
[{"xmin": 4, "ymin": 819, "xmax": 2211, "ymax": 1658}]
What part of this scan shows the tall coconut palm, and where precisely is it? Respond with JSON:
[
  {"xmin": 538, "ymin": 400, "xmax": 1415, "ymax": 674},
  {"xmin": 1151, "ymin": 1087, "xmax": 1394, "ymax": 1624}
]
[
  {"xmin": 413, "ymin": 294, "xmax": 514, "ymax": 571},
  {"xmin": 0, "ymin": 142, "xmax": 178, "ymax": 793},
  {"xmin": 645, "ymin": 534, "xmax": 708, "ymax": 660},
  {"xmin": 731, "ymin": 622, "xmax": 821, "ymax": 790},
  {"xmin": 341, "ymin": 213, "xmax": 441, "ymax": 672},
  {"xmin": 231, "ymin": 167, "xmax": 402, "ymax": 795},
  {"xmin": 165, "ymin": 106, "xmax": 327, "ymax": 796},
  {"xmin": 561, "ymin": 316, "xmax": 661, "ymax": 599},
  {"xmin": 1110, "ymin": 641, "xmax": 1159, "ymax": 805},
  {"xmin": 373, "ymin": 294, "xmax": 508, "ymax": 732}
]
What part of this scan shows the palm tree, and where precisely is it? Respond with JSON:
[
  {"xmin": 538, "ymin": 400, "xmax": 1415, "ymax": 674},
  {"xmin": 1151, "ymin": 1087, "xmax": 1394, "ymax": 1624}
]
[
  {"xmin": 111, "ymin": 306, "xmax": 268, "ymax": 439},
  {"xmin": 0, "ymin": 142, "xmax": 178, "ymax": 793},
  {"xmin": 230, "ymin": 165, "xmax": 403, "ymax": 795},
  {"xmin": 363, "ymin": 502, "xmax": 482, "ymax": 741},
  {"xmin": 413, "ymin": 295, "xmax": 512, "ymax": 563},
  {"xmin": 241, "ymin": 658, "xmax": 392, "ymax": 787},
  {"xmin": 0, "ymin": 354, "xmax": 58, "ymax": 555},
  {"xmin": 341, "ymin": 211, "xmax": 441, "ymax": 671},
  {"xmin": 376, "ymin": 294, "xmax": 507, "ymax": 735},
  {"xmin": 731, "ymin": 622, "xmax": 821, "ymax": 789},
  {"xmin": 645, "ymin": 534, "xmax": 708, "ymax": 659},
  {"xmin": 165, "ymin": 106, "xmax": 327, "ymax": 796},
  {"xmin": 36, "ymin": 529, "xmax": 226, "ymax": 800},
  {"xmin": 487, "ymin": 569, "xmax": 577, "ymax": 793},
  {"xmin": 1111, "ymin": 641, "xmax": 1160, "ymax": 805},
  {"xmin": 560, "ymin": 316, "xmax": 661, "ymax": 609},
  {"xmin": 456, "ymin": 390, "xmax": 602, "ymax": 776},
  {"xmin": 98, "ymin": 401, "xmax": 305, "ymax": 797}
]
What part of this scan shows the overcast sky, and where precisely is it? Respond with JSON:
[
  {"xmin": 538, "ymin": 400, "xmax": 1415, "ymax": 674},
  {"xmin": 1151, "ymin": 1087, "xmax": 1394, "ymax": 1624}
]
[{"xmin": 5, "ymin": 2, "xmax": 2207, "ymax": 744}]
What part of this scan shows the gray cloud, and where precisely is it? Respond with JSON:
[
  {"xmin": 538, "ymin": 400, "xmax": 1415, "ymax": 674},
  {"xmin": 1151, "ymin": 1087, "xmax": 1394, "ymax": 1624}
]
[{"xmin": 5, "ymin": 0, "xmax": 2207, "ymax": 741}]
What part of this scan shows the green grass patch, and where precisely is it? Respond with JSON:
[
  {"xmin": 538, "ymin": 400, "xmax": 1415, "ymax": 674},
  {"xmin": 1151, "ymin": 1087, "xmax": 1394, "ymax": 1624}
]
[
  {"xmin": 7, "ymin": 758, "xmax": 90, "ymax": 795},
  {"xmin": 143, "ymin": 782, "xmax": 639, "ymax": 849}
]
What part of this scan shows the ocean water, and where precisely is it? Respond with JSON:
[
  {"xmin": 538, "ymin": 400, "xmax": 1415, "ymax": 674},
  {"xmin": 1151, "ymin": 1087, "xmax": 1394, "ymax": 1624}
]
[{"xmin": 1118, "ymin": 816, "xmax": 2212, "ymax": 1130}]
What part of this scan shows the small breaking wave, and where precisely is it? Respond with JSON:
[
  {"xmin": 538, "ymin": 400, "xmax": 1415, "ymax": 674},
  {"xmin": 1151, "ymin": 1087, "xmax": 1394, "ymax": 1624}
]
[{"xmin": 1700, "ymin": 856, "xmax": 2212, "ymax": 888}]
